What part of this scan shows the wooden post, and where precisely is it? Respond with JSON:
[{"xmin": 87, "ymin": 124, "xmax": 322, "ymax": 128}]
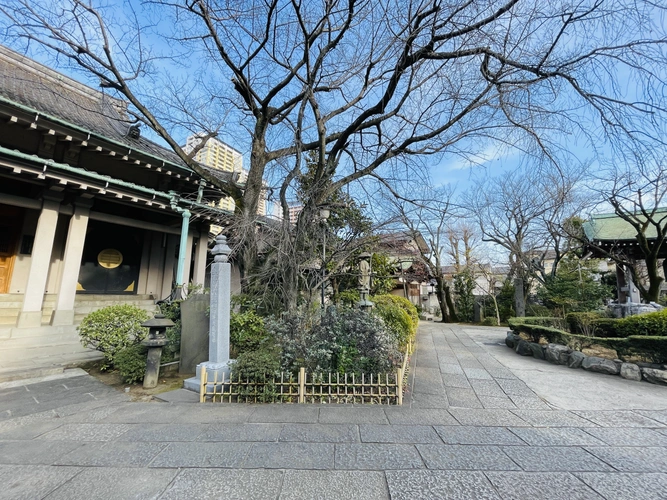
[
  {"xmin": 298, "ymin": 367, "xmax": 306, "ymax": 404},
  {"xmin": 397, "ymin": 368, "xmax": 403, "ymax": 406},
  {"xmin": 200, "ymin": 369, "xmax": 207, "ymax": 403}
]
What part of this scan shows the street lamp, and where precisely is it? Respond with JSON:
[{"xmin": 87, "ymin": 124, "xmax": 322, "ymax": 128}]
[{"xmin": 319, "ymin": 208, "xmax": 330, "ymax": 310}]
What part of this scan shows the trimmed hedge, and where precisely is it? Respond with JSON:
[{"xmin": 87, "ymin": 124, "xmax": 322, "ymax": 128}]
[
  {"xmin": 508, "ymin": 317, "xmax": 667, "ymax": 364},
  {"xmin": 508, "ymin": 316, "xmax": 568, "ymax": 331},
  {"xmin": 566, "ymin": 309, "xmax": 667, "ymax": 338}
]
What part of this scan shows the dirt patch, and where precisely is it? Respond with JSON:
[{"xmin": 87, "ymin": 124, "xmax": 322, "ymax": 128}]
[
  {"xmin": 79, "ymin": 361, "xmax": 193, "ymax": 402},
  {"xmin": 581, "ymin": 344, "xmax": 619, "ymax": 359}
]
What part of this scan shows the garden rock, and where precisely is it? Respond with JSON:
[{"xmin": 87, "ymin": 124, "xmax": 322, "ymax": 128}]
[
  {"xmin": 545, "ymin": 344, "xmax": 570, "ymax": 365},
  {"xmin": 528, "ymin": 342, "xmax": 545, "ymax": 360},
  {"xmin": 567, "ymin": 351, "xmax": 586, "ymax": 369},
  {"xmin": 641, "ymin": 368, "xmax": 667, "ymax": 385},
  {"xmin": 505, "ymin": 331, "xmax": 515, "ymax": 348},
  {"xmin": 582, "ymin": 356, "xmax": 620, "ymax": 375},
  {"xmin": 620, "ymin": 363, "xmax": 642, "ymax": 381},
  {"xmin": 515, "ymin": 340, "xmax": 534, "ymax": 356}
]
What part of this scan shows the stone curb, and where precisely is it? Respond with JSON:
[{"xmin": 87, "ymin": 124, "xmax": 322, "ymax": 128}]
[{"xmin": 504, "ymin": 331, "xmax": 667, "ymax": 386}]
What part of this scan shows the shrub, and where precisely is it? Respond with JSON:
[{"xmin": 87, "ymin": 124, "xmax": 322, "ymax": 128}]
[
  {"xmin": 269, "ymin": 306, "xmax": 400, "ymax": 374},
  {"xmin": 78, "ymin": 305, "xmax": 150, "ymax": 369},
  {"xmin": 481, "ymin": 316, "xmax": 497, "ymax": 326},
  {"xmin": 337, "ymin": 289, "xmax": 360, "ymax": 307},
  {"xmin": 373, "ymin": 302, "xmax": 413, "ymax": 351},
  {"xmin": 158, "ymin": 300, "xmax": 181, "ymax": 364},
  {"xmin": 566, "ymin": 312, "xmax": 604, "ymax": 335},
  {"xmin": 113, "ymin": 344, "xmax": 147, "ymax": 384},
  {"xmin": 526, "ymin": 303, "xmax": 552, "ymax": 317},
  {"xmin": 230, "ymin": 309, "xmax": 270, "ymax": 357},
  {"xmin": 509, "ymin": 316, "xmax": 567, "ymax": 331},
  {"xmin": 589, "ymin": 318, "xmax": 623, "ymax": 338},
  {"xmin": 372, "ymin": 295, "xmax": 419, "ymax": 334},
  {"xmin": 232, "ymin": 347, "xmax": 281, "ymax": 382},
  {"xmin": 617, "ymin": 308, "xmax": 667, "ymax": 337}
]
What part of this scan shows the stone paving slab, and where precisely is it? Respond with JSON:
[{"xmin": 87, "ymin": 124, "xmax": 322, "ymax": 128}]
[
  {"xmin": 434, "ymin": 426, "xmax": 526, "ymax": 446},
  {"xmin": 478, "ymin": 395, "xmax": 517, "ymax": 409},
  {"xmin": 584, "ymin": 446, "xmax": 667, "ymax": 472},
  {"xmin": 636, "ymin": 409, "xmax": 667, "ymax": 425},
  {"xmin": 444, "ymin": 387, "xmax": 483, "ymax": 408},
  {"xmin": 582, "ymin": 427, "xmax": 667, "ymax": 446},
  {"xmin": 359, "ymin": 424, "xmax": 442, "ymax": 444},
  {"xmin": 449, "ymin": 408, "xmax": 527, "ymax": 427},
  {"xmin": 248, "ymin": 405, "xmax": 320, "ymax": 423},
  {"xmin": 572, "ymin": 410, "xmax": 666, "ymax": 428},
  {"xmin": 172, "ymin": 404, "xmax": 255, "ymax": 424},
  {"xmin": 385, "ymin": 470, "xmax": 500, "ymax": 500},
  {"xmin": 44, "ymin": 467, "xmax": 179, "ymax": 500},
  {"xmin": 417, "ymin": 444, "xmax": 521, "ymax": 471},
  {"xmin": 575, "ymin": 472, "xmax": 667, "ymax": 500},
  {"xmin": 279, "ymin": 423, "xmax": 359, "ymax": 443},
  {"xmin": 508, "ymin": 427, "xmax": 606, "ymax": 447},
  {"xmin": 56, "ymin": 441, "xmax": 167, "ymax": 467},
  {"xmin": 334, "ymin": 443, "xmax": 424, "ymax": 470},
  {"xmin": 119, "ymin": 423, "xmax": 207, "ymax": 442},
  {"xmin": 0, "ymin": 439, "xmax": 82, "ymax": 464},
  {"xmin": 245, "ymin": 442, "xmax": 334, "ymax": 469},
  {"xmin": 510, "ymin": 410, "xmax": 598, "ymax": 427},
  {"xmin": 0, "ymin": 419, "xmax": 63, "ymax": 440},
  {"xmin": 149, "ymin": 441, "xmax": 248, "ymax": 468},
  {"xmin": 280, "ymin": 470, "xmax": 389, "ymax": 500},
  {"xmin": 318, "ymin": 407, "xmax": 389, "ymax": 424},
  {"xmin": 384, "ymin": 408, "xmax": 458, "ymax": 426},
  {"xmin": 502, "ymin": 446, "xmax": 615, "ymax": 472},
  {"xmin": 160, "ymin": 469, "xmax": 283, "ymax": 500},
  {"xmin": 38, "ymin": 422, "xmax": 130, "ymax": 441},
  {"xmin": 0, "ymin": 464, "xmax": 82, "ymax": 500},
  {"xmin": 484, "ymin": 471, "xmax": 604, "ymax": 500},
  {"xmin": 197, "ymin": 423, "xmax": 283, "ymax": 442}
]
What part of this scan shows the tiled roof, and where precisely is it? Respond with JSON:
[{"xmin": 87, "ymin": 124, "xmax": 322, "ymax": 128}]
[
  {"xmin": 583, "ymin": 210, "xmax": 667, "ymax": 241},
  {"xmin": 0, "ymin": 45, "xmax": 190, "ymax": 171}
]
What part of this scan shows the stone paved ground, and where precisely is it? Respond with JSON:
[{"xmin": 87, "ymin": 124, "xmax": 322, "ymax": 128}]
[{"xmin": 1, "ymin": 322, "xmax": 666, "ymax": 499}]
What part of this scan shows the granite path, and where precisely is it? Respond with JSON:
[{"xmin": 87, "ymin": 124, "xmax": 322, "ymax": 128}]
[{"xmin": 0, "ymin": 322, "xmax": 666, "ymax": 499}]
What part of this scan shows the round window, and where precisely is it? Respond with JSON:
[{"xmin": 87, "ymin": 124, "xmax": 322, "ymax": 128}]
[{"xmin": 97, "ymin": 248, "xmax": 123, "ymax": 269}]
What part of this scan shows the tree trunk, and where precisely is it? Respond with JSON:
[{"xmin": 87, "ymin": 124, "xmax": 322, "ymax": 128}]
[
  {"xmin": 435, "ymin": 276, "xmax": 451, "ymax": 322},
  {"xmin": 445, "ymin": 285, "xmax": 458, "ymax": 322},
  {"xmin": 644, "ymin": 254, "xmax": 664, "ymax": 302},
  {"xmin": 514, "ymin": 277, "xmax": 526, "ymax": 317}
]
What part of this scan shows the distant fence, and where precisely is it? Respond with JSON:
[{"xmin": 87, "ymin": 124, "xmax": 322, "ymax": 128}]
[{"xmin": 200, "ymin": 347, "xmax": 410, "ymax": 405}]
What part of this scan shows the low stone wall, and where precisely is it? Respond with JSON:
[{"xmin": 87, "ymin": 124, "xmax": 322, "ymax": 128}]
[{"xmin": 505, "ymin": 332, "xmax": 667, "ymax": 385}]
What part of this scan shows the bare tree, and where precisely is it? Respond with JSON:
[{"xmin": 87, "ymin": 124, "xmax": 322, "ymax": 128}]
[
  {"xmin": 586, "ymin": 163, "xmax": 667, "ymax": 302},
  {"xmin": 2, "ymin": 0, "xmax": 666, "ymax": 308},
  {"xmin": 464, "ymin": 165, "xmax": 585, "ymax": 316},
  {"xmin": 386, "ymin": 186, "xmax": 458, "ymax": 322}
]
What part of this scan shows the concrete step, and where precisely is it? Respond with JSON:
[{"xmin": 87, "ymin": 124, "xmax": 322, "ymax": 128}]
[
  {"xmin": 0, "ymin": 343, "xmax": 94, "ymax": 363},
  {"xmin": 73, "ymin": 299, "xmax": 157, "ymax": 307},
  {"xmin": 0, "ymin": 334, "xmax": 82, "ymax": 350},
  {"xmin": 2, "ymin": 325, "xmax": 78, "ymax": 338},
  {"xmin": 74, "ymin": 294, "xmax": 153, "ymax": 301}
]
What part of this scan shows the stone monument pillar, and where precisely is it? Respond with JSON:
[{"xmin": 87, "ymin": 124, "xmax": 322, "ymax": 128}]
[
  {"xmin": 357, "ymin": 253, "xmax": 374, "ymax": 311},
  {"xmin": 184, "ymin": 234, "xmax": 232, "ymax": 392}
]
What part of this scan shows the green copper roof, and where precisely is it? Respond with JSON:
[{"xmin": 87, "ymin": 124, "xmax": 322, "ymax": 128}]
[{"xmin": 583, "ymin": 209, "xmax": 667, "ymax": 242}]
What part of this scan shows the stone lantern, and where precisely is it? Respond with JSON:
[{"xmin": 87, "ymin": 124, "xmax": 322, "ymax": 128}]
[{"xmin": 141, "ymin": 313, "xmax": 174, "ymax": 389}]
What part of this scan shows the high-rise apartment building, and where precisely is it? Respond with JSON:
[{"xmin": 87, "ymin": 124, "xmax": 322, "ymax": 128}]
[{"xmin": 185, "ymin": 134, "xmax": 267, "ymax": 215}]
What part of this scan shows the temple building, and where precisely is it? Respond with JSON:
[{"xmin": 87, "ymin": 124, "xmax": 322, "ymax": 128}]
[{"xmin": 0, "ymin": 45, "xmax": 232, "ymax": 371}]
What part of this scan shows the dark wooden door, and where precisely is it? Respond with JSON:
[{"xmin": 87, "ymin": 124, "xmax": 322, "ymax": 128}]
[{"xmin": 0, "ymin": 205, "xmax": 23, "ymax": 294}]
